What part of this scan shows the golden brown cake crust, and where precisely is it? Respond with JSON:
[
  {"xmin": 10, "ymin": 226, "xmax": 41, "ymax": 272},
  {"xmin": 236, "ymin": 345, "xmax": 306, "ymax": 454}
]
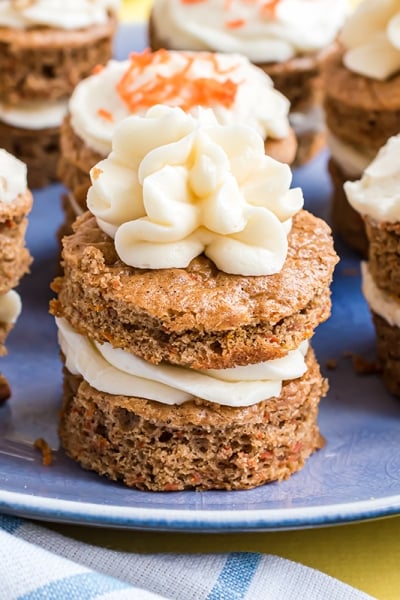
[
  {"xmin": 372, "ymin": 312, "xmax": 400, "ymax": 398},
  {"xmin": 322, "ymin": 47, "xmax": 400, "ymax": 152},
  {"xmin": 0, "ymin": 14, "xmax": 117, "ymax": 104},
  {"xmin": 328, "ymin": 158, "xmax": 368, "ymax": 256},
  {"xmin": 59, "ymin": 348, "xmax": 327, "ymax": 491},
  {"xmin": 51, "ymin": 210, "xmax": 338, "ymax": 369}
]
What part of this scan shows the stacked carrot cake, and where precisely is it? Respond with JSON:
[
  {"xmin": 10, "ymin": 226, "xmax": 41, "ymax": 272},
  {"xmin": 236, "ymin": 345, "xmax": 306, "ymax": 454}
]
[
  {"xmin": 0, "ymin": 0, "xmax": 119, "ymax": 188},
  {"xmin": 58, "ymin": 48, "xmax": 296, "ymax": 232},
  {"xmin": 149, "ymin": 0, "xmax": 349, "ymax": 166},
  {"xmin": 345, "ymin": 135, "xmax": 400, "ymax": 397},
  {"xmin": 0, "ymin": 148, "xmax": 32, "ymax": 401},
  {"xmin": 51, "ymin": 105, "xmax": 338, "ymax": 491},
  {"xmin": 323, "ymin": 0, "xmax": 400, "ymax": 254}
]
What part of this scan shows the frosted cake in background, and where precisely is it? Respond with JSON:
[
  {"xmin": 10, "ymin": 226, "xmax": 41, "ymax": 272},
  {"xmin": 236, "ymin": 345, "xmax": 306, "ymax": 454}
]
[
  {"xmin": 323, "ymin": 0, "xmax": 400, "ymax": 254},
  {"xmin": 0, "ymin": 0, "xmax": 120, "ymax": 188},
  {"xmin": 149, "ymin": 0, "xmax": 349, "ymax": 166}
]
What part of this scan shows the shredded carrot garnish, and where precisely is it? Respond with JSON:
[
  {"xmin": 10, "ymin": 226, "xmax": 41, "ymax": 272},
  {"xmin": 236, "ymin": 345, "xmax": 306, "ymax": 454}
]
[
  {"xmin": 34, "ymin": 438, "xmax": 52, "ymax": 467},
  {"xmin": 91, "ymin": 167, "xmax": 103, "ymax": 181},
  {"xmin": 116, "ymin": 49, "xmax": 239, "ymax": 113},
  {"xmin": 260, "ymin": 0, "xmax": 282, "ymax": 19},
  {"xmin": 97, "ymin": 108, "xmax": 114, "ymax": 122},
  {"xmin": 224, "ymin": 0, "xmax": 233, "ymax": 8},
  {"xmin": 92, "ymin": 64, "xmax": 104, "ymax": 75},
  {"xmin": 181, "ymin": 0, "xmax": 207, "ymax": 3},
  {"xmin": 225, "ymin": 18, "xmax": 246, "ymax": 28}
]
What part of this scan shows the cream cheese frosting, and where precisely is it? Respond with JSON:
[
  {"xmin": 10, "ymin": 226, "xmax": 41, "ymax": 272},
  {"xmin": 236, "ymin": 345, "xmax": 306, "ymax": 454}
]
[
  {"xmin": 69, "ymin": 51, "xmax": 290, "ymax": 157},
  {"xmin": 0, "ymin": 148, "xmax": 27, "ymax": 203},
  {"xmin": 344, "ymin": 134, "xmax": 400, "ymax": 223},
  {"xmin": 341, "ymin": 0, "xmax": 400, "ymax": 80},
  {"xmin": 0, "ymin": 0, "xmax": 119, "ymax": 30},
  {"xmin": 0, "ymin": 98, "xmax": 68, "ymax": 130},
  {"xmin": 361, "ymin": 262, "xmax": 400, "ymax": 328},
  {"xmin": 87, "ymin": 105, "xmax": 303, "ymax": 276},
  {"xmin": 57, "ymin": 317, "xmax": 309, "ymax": 407},
  {"xmin": 0, "ymin": 290, "xmax": 22, "ymax": 324},
  {"xmin": 151, "ymin": 0, "xmax": 349, "ymax": 63}
]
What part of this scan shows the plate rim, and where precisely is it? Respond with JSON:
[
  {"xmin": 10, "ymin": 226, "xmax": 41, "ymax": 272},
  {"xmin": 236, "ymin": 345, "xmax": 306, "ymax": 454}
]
[{"xmin": 2, "ymin": 489, "xmax": 400, "ymax": 531}]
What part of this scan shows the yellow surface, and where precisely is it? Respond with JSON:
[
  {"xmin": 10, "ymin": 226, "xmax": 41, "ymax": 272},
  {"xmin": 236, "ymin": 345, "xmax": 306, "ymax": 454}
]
[
  {"xmin": 78, "ymin": 4, "xmax": 394, "ymax": 600},
  {"xmin": 49, "ymin": 515, "xmax": 400, "ymax": 600}
]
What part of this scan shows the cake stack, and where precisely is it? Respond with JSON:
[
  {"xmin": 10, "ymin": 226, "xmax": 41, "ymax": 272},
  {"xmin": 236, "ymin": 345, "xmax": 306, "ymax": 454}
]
[
  {"xmin": 323, "ymin": 0, "xmax": 400, "ymax": 255},
  {"xmin": 149, "ymin": 0, "xmax": 349, "ymax": 166},
  {"xmin": 0, "ymin": 0, "xmax": 119, "ymax": 188},
  {"xmin": 0, "ymin": 149, "xmax": 32, "ymax": 401},
  {"xmin": 345, "ymin": 135, "xmax": 400, "ymax": 397},
  {"xmin": 51, "ymin": 106, "xmax": 338, "ymax": 491},
  {"xmin": 58, "ymin": 48, "xmax": 296, "ymax": 233}
]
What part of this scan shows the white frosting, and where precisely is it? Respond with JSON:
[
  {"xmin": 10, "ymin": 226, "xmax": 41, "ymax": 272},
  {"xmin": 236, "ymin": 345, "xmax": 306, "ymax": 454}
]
[
  {"xmin": 57, "ymin": 317, "xmax": 309, "ymax": 407},
  {"xmin": 151, "ymin": 0, "xmax": 349, "ymax": 63},
  {"xmin": 361, "ymin": 262, "xmax": 400, "ymax": 327},
  {"xmin": 327, "ymin": 130, "xmax": 375, "ymax": 178},
  {"xmin": 0, "ymin": 148, "xmax": 27, "ymax": 203},
  {"xmin": 0, "ymin": 0, "xmax": 119, "ymax": 30},
  {"xmin": 0, "ymin": 290, "xmax": 21, "ymax": 324},
  {"xmin": 341, "ymin": 0, "xmax": 400, "ymax": 80},
  {"xmin": 87, "ymin": 105, "xmax": 303, "ymax": 276},
  {"xmin": 70, "ymin": 52, "xmax": 290, "ymax": 157},
  {"xmin": 0, "ymin": 98, "xmax": 68, "ymax": 130},
  {"xmin": 344, "ymin": 135, "xmax": 400, "ymax": 223}
]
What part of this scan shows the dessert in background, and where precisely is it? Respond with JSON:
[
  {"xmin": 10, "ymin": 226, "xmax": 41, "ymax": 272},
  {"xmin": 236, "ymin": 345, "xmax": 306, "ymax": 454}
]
[
  {"xmin": 51, "ymin": 105, "xmax": 338, "ymax": 491},
  {"xmin": 323, "ymin": 0, "xmax": 400, "ymax": 255},
  {"xmin": 0, "ymin": 148, "xmax": 33, "ymax": 398},
  {"xmin": 345, "ymin": 135, "xmax": 400, "ymax": 397},
  {"xmin": 149, "ymin": 0, "xmax": 349, "ymax": 166},
  {"xmin": 0, "ymin": 0, "xmax": 120, "ymax": 188},
  {"xmin": 58, "ymin": 48, "xmax": 296, "ymax": 231}
]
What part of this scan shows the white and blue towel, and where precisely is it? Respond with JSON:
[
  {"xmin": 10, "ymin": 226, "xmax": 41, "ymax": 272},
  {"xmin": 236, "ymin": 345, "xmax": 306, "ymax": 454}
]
[{"xmin": 0, "ymin": 515, "xmax": 375, "ymax": 600}]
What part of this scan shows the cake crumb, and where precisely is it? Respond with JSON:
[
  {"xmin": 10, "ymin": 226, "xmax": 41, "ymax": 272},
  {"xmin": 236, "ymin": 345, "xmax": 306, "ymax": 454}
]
[
  {"xmin": 34, "ymin": 438, "xmax": 53, "ymax": 466},
  {"xmin": 352, "ymin": 354, "xmax": 381, "ymax": 375},
  {"xmin": 0, "ymin": 374, "xmax": 11, "ymax": 405},
  {"xmin": 325, "ymin": 358, "xmax": 337, "ymax": 370}
]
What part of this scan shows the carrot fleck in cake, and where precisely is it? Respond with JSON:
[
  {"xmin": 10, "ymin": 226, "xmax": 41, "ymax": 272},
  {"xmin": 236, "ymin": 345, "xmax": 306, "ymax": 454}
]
[
  {"xmin": 149, "ymin": 0, "xmax": 349, "ymax": 166},
  {"xmin": 0, "ymin": 0, "xmax": 120, "ymax": 188},
  {"xmin": 51, "ymin": 105, "xmax": 338, "ymax": 491},
  {"xmin": 323, "ymin": 0, "xmax": 400, "ymax": 255}
]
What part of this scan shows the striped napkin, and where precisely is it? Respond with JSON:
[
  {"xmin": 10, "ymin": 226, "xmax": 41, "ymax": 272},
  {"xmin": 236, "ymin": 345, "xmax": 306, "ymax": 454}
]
[{"xmin": 0, "ymin": 514, "xmax": 375, "ymax": 600}]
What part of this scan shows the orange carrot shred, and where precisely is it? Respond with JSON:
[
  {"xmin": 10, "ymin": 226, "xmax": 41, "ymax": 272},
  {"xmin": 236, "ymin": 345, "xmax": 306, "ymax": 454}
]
[
  {"xmin": 97, "ymin": 108, "xmax": 114, "ymax": 122},
  {"xmin": 225, "ymin": 18, "xmax": 246, "ymax": 28},
  {"xmin": 92, "ymin": 64, "xmax": 104, "ymax": 75},
  {"xmin": 260, "ymin": 0, "xmax": 282, "ymax": 18},
  {"xmin": 116, "ymin": 49, "xmax": 239, "ymax": 113},
  {"xmin": 181, "ymin": 0, "xmax": 207, "ymax": 3}
]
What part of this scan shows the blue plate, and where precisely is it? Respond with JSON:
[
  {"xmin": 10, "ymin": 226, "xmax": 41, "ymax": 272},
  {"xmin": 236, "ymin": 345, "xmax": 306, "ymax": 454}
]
[{"xmin": 0, "ymin": 26, "xmax": 400, "ymax": 532}]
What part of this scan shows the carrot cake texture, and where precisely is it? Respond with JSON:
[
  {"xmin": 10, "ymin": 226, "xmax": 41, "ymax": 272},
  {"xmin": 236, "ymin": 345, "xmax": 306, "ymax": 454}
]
[
  {"xmin": 51, "ymin": 105, "xmax": 338, "ymax": 491},
  {"xmin": 345, "ymin": 135, "xmax": 400, "ymax": 397},
  {"xmin": 58, "ymin": 48, "xmax": 297, "ymax": 231},
  {"xmin": 0, "ymin": 0, "xmax": 119, "ymax": 188},
  {"xmin": 0, "ymin": 148, "xmax": 32, "ymax": 396},
  {"xmin": 149, "ymin": 0, "xmax": 349, "ymax": 166},
  {"xmin": 323, "ymin": 0, "xmax": 400, "ymax": 255}
]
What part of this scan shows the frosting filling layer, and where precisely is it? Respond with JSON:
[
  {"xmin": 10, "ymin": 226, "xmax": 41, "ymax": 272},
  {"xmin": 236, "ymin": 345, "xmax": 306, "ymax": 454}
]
[
  {"xmin": 362, "ymin": 262, "xmax": 400, "ymax": 328},
  {"xmin": 57, "ymin": 317, "xmax": 309, "ymax": 407},
  {"xmin": 0, "ymin": 290, "xmax": 22, "ymax": 324},
  {"xmin": 0, "ymin": 148, "xmax": 27, "ymax": 203},
  {"xmin": 0, "ymin": 99, "xmax": 68, "ymax": 130}
]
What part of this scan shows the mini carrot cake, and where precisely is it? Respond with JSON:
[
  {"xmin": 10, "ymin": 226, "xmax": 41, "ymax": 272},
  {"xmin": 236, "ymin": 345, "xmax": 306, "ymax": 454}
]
[
  {"xmin": 149, "ymin": 0, "xmax": 348, "ymax": 166},
  {"xmin": 0, "ymin": 148, "xmax": 32, "ymax": 398},
  {"xmin": 58, "ymin": 48, "xmax": 296, "ymax": 228},
  {"xmin": 323, "ymin": 0, "xmax": 400, "ymax": 255},
  {"xmin": 51, "ymin": 105, "xmax": 338, "ymax": 491},
  {"xmin": 345, "ymin": 135, "xmax": 400, "ymax": 397},
  {"xmin": 0, "ymin": 0, "xmax": 120, "ymax": 187}
]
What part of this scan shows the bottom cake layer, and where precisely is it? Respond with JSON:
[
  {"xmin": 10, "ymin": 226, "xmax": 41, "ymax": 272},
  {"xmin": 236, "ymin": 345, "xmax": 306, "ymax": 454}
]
[
  {"xmin": 59, "ymin": 348, "xmax": 327, "ymax": 491},
  {"xmin": 373, "ymin": 311, "xmax": 400, "ymax": 398}
]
